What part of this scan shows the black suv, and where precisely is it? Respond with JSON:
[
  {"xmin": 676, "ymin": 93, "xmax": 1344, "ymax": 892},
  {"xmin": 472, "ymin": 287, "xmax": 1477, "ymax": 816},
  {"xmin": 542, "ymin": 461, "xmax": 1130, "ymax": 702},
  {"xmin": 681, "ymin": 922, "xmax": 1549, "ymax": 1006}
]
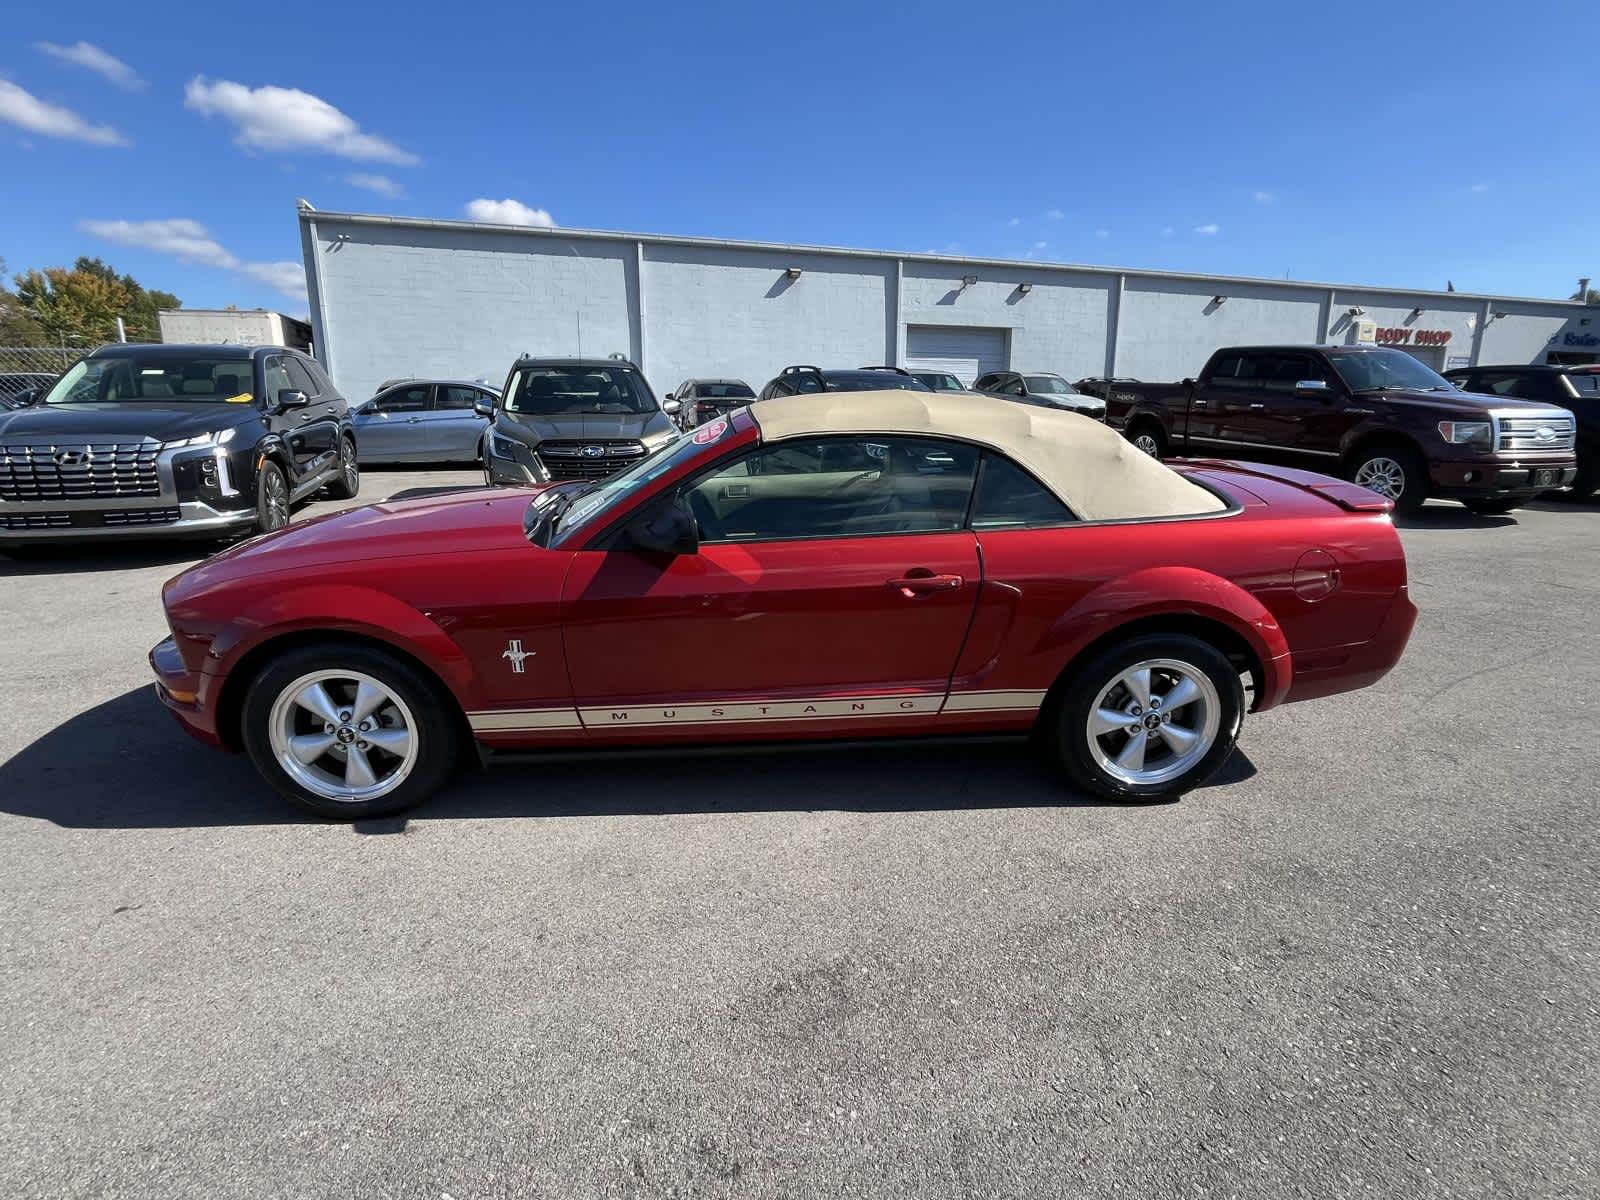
[
  {"xmin": 1443, "ymin": 364, "xmax": 1599, "ymax": 497},
  {"xmin": 0, "ymin": 343, "xmax": 358, "ymax": 546},
  {"xmin": 756, "ymin": 365, "xmax": 932, "ymax": 400},
  {"xmin": 482, "ymin": 356, "xmax": 682, "ymax": 484}
]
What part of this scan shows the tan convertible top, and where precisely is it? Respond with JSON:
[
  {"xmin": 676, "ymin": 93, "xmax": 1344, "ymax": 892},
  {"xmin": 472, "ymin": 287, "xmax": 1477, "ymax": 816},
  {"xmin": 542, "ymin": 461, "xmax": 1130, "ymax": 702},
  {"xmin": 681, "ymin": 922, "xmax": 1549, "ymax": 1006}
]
[{"xmin": 749, "ymin": 390, "xmax": 1227, "ymax": 521}]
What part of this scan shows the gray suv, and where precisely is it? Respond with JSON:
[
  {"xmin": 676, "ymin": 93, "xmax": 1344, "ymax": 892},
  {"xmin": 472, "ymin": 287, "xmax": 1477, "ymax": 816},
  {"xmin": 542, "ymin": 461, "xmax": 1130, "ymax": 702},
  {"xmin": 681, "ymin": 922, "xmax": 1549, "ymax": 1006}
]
[
  {"xmin": 482, "ymin": 357, "xmax": 682, "ymax": 484},
  {"xmin": 973, "ymin": 371, "xmax": 1106, "ymax": 419}
]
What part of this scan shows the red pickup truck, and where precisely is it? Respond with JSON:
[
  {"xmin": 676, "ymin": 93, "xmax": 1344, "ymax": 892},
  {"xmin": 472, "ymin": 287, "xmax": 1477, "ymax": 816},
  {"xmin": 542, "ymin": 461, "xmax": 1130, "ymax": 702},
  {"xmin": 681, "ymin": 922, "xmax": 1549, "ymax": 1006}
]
[{"xmin": 1104, "ymin": 345, "xmax": 1579, "ymax": 514}]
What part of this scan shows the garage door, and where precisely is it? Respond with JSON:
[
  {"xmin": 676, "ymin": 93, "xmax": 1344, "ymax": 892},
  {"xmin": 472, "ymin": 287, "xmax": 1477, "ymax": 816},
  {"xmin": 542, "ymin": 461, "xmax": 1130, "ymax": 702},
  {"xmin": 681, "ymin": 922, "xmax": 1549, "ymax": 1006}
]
[{"xmin": 905, "ymin": 326, "xmax": 1007, "ymax": 388}]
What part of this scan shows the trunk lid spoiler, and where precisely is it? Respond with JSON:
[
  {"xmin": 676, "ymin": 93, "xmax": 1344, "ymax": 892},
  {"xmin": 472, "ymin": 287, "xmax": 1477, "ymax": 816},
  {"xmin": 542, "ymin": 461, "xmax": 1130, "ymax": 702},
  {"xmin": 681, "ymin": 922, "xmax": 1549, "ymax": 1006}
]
[{"xmin": 1174, "ymin": 459, "xmax": 1394, "ymax": 513}]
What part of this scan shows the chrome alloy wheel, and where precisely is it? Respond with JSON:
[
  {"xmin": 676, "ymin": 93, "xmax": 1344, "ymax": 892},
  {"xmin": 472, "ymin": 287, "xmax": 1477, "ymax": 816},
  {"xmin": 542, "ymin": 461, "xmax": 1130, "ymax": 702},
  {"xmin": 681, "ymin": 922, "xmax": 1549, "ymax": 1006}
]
[
  {"xmin": 261, "ymin": 469, "xmax": 290, "ymax": 530},
  {"xmin": 340, "ymin": 437, "xmax": 359, "ymax": 491},
  {"xmin": 1087, "ymin": 658, "xmax": 1221, "ymax": 787},
  {"xmin": 1353, "ymin": 455, "xmax": 1406, "ymax": 499},
  {"xmin": 267, "ymin": 670, "xmax": 419, "ymax": 803},
  {"xmin": 1133, "ymin": 431, "xmax": 1161, "ymax": 457}
]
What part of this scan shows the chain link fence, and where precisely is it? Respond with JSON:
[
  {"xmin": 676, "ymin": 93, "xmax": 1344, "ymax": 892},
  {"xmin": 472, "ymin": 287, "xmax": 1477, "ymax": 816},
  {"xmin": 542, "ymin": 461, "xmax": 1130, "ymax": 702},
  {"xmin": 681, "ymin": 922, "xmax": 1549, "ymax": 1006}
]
[{"xmin": 0, "ymin": 345, "xmax": 106, "ymax": 405}]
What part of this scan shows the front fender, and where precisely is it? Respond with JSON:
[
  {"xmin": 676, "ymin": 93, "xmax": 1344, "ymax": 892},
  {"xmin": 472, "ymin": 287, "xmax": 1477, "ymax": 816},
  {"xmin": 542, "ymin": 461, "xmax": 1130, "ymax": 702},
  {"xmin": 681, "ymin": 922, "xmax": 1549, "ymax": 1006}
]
[
  {"xmin": 203, "ymin": 581, "xmax": 474, "ymax": 702},
  {"xmin": 1037, "ymin": 566, "xmax": 1293, "ymax": 709}
]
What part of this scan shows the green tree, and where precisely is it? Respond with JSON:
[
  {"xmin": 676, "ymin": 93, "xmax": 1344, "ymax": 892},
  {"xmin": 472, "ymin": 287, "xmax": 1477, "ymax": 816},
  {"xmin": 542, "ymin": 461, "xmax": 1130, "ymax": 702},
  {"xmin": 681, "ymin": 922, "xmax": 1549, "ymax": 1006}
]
[
  {"xmin": 7, "ymin": 256, "xmax": 182, "ymax": 345},
  {"xmin": 0, "ymin": 258, "xmax": 49, "ymax": 345},
  {"xmin": 1572, "ymin": 286, "xmax": 1600, "ymax": 304}
]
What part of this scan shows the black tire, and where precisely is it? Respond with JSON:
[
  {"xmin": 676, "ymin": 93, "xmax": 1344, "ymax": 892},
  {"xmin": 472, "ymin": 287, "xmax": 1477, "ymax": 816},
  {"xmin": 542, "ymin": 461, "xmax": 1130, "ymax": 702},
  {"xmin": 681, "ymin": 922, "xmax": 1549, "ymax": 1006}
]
[
  {"xmin": 1043, "ymin": 633, "xmax": 1243, "ymax": 801},
  {"xmin": 1128, "ymin": 421, "xmax": 1167, "ymax": 459},
  {"xmin": 1461, "ymin": 497, "xmax": 1521, "ymax": 516},
  {"xmin": 1346, "ymin": 443, "xmax": 1428, "ymax": 515},
  {"xmin": 240, "ymin": 641, "xmax": 462, "ymax": 819},
  {"xmin": 255, "ymin": 460, "xmax": 291, "ymax": 533},
  {"xmin": 1570, "ymin": 457, "xmax": 1598, "ymax": 501},
  {"xmin": 325, "ymin": 434, "xmax": 360, "ymax": 500}
]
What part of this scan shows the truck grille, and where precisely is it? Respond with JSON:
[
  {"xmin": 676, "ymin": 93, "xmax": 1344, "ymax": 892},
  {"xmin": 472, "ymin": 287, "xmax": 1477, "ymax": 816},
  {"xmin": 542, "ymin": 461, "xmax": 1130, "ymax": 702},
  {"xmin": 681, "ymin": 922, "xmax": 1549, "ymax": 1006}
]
[
  {"xmin": 1497, "ymin": 414, "xmax": 1575, "ymax": 453},
  {"xmin": 0, "ymin": 441, "xmax": 161, "ymax": 500},
  {"xmin": 103, "ymin": 507, "xmax": 182, "ymax": 526},
  {"xmin": 0, "ymin": 511, "xmax": 71, "ymax": 530},
  {"xmin": 0, "ymin": 507, "xmax": 181, "ymax": 530},
  {"xmin": 535, "ymin": 439, "xmax": 647, "ymax": 481}
]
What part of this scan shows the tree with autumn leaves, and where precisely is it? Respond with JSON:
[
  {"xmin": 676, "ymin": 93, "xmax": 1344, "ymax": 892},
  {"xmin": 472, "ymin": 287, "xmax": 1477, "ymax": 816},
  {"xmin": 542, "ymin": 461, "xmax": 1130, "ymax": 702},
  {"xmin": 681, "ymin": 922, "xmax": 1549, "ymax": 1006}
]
[{"xmin": 1, "ymin": 256, "xmax": 180, "ymax": 346}]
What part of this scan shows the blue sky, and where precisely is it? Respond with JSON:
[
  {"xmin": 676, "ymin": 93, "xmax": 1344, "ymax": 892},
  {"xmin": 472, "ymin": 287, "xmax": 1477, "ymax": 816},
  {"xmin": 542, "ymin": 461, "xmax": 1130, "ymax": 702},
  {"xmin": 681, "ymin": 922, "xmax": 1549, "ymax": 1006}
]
[{"xmin": 3, "ymin": 0, "xmax": 1595, "ymax": 315}]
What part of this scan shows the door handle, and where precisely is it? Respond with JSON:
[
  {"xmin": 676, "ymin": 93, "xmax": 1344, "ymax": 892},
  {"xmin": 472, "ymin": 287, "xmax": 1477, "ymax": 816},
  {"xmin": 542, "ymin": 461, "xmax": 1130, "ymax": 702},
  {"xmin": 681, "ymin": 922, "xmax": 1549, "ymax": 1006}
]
[
  {"xmin": 887, "ymin": 572, "xmax": 964, "ymax": 598},
  {"xmin": 1192, "ymin": 399, "xmax": 1209, "ymax": 407},
  {"xmin": 406, "ymin": 417, "xmax": 421, "ymax": 424},
  {"xmin": 1249, "ymin": 403, "xmax": 1266, "ymax": 409},
  {"xmin": 297, "ymin": 412, "xmax": 314, "ymax": 422}
]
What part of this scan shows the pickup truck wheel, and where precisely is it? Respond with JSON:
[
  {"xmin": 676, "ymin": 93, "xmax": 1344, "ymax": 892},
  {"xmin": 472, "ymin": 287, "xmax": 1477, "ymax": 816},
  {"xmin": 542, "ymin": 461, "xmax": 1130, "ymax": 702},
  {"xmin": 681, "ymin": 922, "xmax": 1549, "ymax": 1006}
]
[
  {"xmin": 1046, "ymin": 634, "xmax": 1243, "ymax": 801},
  {"xmin": 1129, "ymin": 424, "xmax": 1166, "ymax": 458},
  {"xmin": 241, "ymin": 643, "xmax": 460, "ymax": 820},
  {"xmin": 1348, "ymin": 445, "xmax": 1427, "ymax": 515}
]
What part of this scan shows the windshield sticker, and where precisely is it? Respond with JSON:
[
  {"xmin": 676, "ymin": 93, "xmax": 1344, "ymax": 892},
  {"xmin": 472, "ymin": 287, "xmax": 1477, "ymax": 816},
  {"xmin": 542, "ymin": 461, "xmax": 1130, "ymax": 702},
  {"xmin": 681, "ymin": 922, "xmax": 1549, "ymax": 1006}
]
[
  {"xmin": 693, "ymin": 418, "xmax": 729, "ymax": 445},
  {"xmin": 224, "ymin": 392, "xmax": 253, "ymax": 403}
]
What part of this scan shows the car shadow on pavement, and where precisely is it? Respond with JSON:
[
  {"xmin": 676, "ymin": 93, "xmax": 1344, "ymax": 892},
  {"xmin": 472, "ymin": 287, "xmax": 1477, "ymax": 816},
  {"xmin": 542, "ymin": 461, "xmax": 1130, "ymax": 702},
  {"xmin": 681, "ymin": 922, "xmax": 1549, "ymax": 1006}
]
[
  {"xmin": 0, "ymin": 540, "xmax": 213, "ymax": 577},
  {"xmin": 1393, "ymin": 505, "xmax": 1516, "ymax": 531},
  {"xmin": 0, "ymin": 687, "xmax": 1256, "ymax": 829}
]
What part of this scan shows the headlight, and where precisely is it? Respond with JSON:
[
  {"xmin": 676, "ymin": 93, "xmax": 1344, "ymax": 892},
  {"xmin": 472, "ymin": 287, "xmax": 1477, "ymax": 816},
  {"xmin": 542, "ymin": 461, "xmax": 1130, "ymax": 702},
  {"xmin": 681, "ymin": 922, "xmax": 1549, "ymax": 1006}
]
[
  {"xmin": 160, "ymin": 428, "xmax": 239, "ymax": 451},
  {"xmin": 1438, "ymin": 420, "xmax": 1492, "ymax": 449},
  {"xmin": 490, "ymin": 433, "xmax": 523, "ymax": 459}
]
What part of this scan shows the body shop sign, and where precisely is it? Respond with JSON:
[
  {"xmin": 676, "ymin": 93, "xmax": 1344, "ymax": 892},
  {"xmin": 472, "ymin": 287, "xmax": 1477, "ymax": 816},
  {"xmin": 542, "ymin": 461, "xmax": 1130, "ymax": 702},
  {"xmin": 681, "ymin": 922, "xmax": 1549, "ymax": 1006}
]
[{"xmin": 1375, "ymin": 327, "xmax": 1453, "ymax": 346}]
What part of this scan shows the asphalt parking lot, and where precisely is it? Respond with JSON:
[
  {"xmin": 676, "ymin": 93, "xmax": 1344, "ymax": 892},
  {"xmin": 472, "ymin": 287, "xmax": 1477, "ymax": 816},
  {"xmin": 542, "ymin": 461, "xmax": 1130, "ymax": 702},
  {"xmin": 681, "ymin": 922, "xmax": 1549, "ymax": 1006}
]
[{"xmin": 2, "ymin": 470, "xmax": 1596, "ymax": 1200}]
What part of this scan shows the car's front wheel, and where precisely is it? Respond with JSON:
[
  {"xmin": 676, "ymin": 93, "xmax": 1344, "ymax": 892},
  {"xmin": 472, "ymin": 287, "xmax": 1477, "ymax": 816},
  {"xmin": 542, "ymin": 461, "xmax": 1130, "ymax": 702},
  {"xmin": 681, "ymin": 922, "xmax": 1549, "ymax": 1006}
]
[
  {"xmin": 241, "ymin": 643, "xmax": 461, "ymax": 819},
  {"xmin": 1044, "ymin": 634, "xmax": 1243, "ymax": 801},
  {"xmin": 1347, "ymin": 443, "xmax": 1427, "ymax": 515},
  {"xmin": 1129, "ymin": 422, "xmax": 1166, "ymax": 459}
]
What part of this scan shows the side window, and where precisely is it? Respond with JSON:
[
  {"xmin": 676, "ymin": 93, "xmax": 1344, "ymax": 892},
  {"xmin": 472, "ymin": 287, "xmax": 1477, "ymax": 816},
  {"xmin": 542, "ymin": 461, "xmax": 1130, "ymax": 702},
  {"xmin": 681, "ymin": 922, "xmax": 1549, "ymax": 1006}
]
[
  {"xmin": 970, "ymin": 453, "xmax": 1075, "ymax": 529},
  {"xmin": 792, "ymin": 373, "xmax": 824, "ymax": 394},
  {"xmin": 263, "ymin": 356, "xmax": 295, "ymax": 400},
  {"xmin": 283, "ymin": 357, "xmax": 320, "ymax": 396},
  {"xmin": 374, "ymin": 384, "xmax": 430, "ymax": 412},
  {"xmin": 303, "ymin": 358, "xmax": 338, "ymax": 396},
  {"xmin": 685, "ymin": 436, "xmax": 979, "ymax": 542},
  {"xmin": 1478, "ymin": 373, "xmax": 1529, "ymax": 398},
  {"xmin": 999, "ymin": 375, "xmax": 1027, "ymax": 396},
  {"xmin": 1208, "ymin": 354, "xmax": 1243, "ymax": 381},
  {"xmin": 437, "ymin": 385, "xmax": 481, "ymax": 410},
  {"xmin": 974, "ymin": 374, "xmax": 996, "ymax": 391}
]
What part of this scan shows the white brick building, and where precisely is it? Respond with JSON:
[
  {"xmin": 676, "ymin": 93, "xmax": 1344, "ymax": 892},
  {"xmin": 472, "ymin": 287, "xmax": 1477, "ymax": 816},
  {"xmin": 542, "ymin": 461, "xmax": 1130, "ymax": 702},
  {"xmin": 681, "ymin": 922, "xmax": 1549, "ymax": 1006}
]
[{"xmin": 297, "ymin": 204, "xmax": 1598, "ymax": 402}]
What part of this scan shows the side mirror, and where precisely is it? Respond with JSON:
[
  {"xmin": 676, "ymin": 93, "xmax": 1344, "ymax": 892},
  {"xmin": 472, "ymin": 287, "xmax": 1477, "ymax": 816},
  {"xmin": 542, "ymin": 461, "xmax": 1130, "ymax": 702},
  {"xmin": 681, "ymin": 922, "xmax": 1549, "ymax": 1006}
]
[
  {"xmin": 13, "ymin": 388, "xmax": 38, "ymax": 406},
  {"xmin": 473, "ymin": 396, "xmax": 494, "ymax": 417},
  {"xmin": 662, "ymin": 398, "xmax": 681, "ymax": 415},
  {"xmin": 664, "ymin": 391, "xmax": 675, "ymax": 401},
  {"xmin": 1295, "ymin": 379, "xmax": 1333, "ymax": 400},
  {"xmin": 625, "ymin": 498, "xmax": 698, "ymax": 556},
  {"xmin": 276, "ymin": 388, "xmax": 310, "ymax": 411}
]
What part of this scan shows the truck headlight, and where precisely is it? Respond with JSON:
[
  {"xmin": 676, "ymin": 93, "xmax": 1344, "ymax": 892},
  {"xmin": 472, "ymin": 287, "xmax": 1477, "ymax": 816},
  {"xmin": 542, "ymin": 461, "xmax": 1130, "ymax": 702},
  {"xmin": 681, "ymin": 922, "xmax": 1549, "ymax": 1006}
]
[
  {"xmin": 490, "ymin": 433, "xmax": 522, "ymax": 459},
  {"xmin": 1438, "ymin": 420, "xmax": 1492, "ymax": 449}
]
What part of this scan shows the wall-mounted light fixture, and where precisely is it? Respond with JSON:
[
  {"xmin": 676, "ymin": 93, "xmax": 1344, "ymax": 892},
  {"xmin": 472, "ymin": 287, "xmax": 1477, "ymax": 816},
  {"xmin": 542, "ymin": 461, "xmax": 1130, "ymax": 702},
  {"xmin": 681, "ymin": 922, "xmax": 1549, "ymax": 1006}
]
[
  {"xmin": 1408, "ymin": 307, "xmax": 1425, "ymax": 321},
  {"xmin": 961, "ymin": 274, "xmax": 979, "ymax": 288},
  {"xmin": 784, "ymin": 266, "xmax": 803, "ymax": 280},
  {"xmin": 1346, "ymin": 306, "xmax": 1366, "ymax": 317},
  {"xmin": 1016, "ymin": 282, "xmax": 1033, "ymax": 295},
  {"xmin": 335, "ymin": 233, "xmax": 350, "ymax": 243},
  {"xmin": 1489, "ymin": 310, "xmax": 1509, "ymax": 323},
  {"xmin": 1211, "ymin": 295, "xmax": 1228, "ymax": 307}
]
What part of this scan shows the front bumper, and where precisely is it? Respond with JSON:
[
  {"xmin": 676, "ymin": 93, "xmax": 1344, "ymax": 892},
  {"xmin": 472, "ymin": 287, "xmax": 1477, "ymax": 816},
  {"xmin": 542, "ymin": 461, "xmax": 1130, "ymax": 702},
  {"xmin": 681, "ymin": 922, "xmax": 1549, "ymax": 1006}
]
[
  {"xmin": 150, "ymin": 635, "xmax": 223, "ymax": 746},
  {"xmin": 1428, "ymin": 456, "xmax": 1578, "ymax": 498},
  {"xmin": 0, "ymin": 499, "xmax": 255, "ymax": 542}
]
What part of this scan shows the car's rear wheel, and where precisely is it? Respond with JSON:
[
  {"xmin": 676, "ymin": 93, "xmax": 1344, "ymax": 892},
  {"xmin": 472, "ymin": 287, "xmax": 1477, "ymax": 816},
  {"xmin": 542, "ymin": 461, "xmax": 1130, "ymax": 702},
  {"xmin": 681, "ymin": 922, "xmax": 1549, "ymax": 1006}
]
[
  {"xmin": 325, "ymin": 434, "xmax": 360, "ymax": 499},
  {"xmin": 241, "ymin": 643, "xmax": 461, "ymax": 819},
  {"xmin": 255, "ymin": 461, "xmax": 290, "ymax": 533},
  {"xmin": 1044, "ymin": 634, "xmax": 1243, "ymax": 800},
  {"xmin": 1348, "ymin": 443, "xmax": 1427, "ymax": 515}
]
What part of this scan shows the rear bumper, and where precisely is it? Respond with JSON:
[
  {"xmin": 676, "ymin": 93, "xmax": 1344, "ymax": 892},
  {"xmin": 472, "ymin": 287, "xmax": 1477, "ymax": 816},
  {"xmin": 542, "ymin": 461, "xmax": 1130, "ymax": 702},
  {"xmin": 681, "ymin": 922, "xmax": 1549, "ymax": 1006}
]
[
  {"xmin": 1283, "ymin": 586, "xmax": 1419, "ymax": 704},
  {"xmin": 150, "ymin": 636, "xmax": 223, "ymax": 746}
]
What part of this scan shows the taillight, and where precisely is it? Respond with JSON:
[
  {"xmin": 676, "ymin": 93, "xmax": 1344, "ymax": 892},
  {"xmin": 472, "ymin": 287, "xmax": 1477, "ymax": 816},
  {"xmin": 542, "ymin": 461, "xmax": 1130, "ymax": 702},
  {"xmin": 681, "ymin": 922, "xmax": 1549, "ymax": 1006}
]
[{"xmin": 696, "ymin": 402, "xmax": 717, "ymax": 414}]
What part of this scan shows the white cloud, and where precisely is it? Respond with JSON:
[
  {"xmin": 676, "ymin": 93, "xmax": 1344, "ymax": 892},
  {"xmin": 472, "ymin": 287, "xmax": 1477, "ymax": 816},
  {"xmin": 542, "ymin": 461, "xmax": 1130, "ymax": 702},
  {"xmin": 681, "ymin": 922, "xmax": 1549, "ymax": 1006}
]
[
  {"xmin": 1194, "ymin": 223, "xmax": 1221, "ymax": 235},
  {"xmin": 1006, "ymin": 216, "xmax": 1021, "ymax": 227},
  {"xmin": 1045, "ymin": 208, "xmax": 1064, "ymax": 221},
  {"xmin": 1161, "ymin": 225, "xmax": 1175, "ymax": 237},
  {"xmin": 1033, "ymin": 240, "xmax": 1048, "ymax": 250},
  {"xmin": 1094, "ymin": 228, "xmax": 1110, "ymax": 239},
  {"xmin": 1252, "ymin": 190, "xmax": 1275, "ymax": 204},
  {"xmin": 1469, "ymin": 181, "xmax": 1491, "ymax": 193},
  {"xmin": 345, "ymin": 172, "xmax": 404, "ymax": 198},
  {"xmin": 79, "ymin": 217, "xmax": 306, "ymax": 301},
  {"xmin": 184, "ymin": 77, "xmax": 418, "ymax": 165},
  {"xmin": 465, "ymin": 197, "xmax": 556, "ymax": 228},
  {"xmin": 0, "ymin": 79, "xmax": 127, "ymax": 146},
  {"xmin": 35, "ymin": 41, "xmax": 143, "ymax": 90}
]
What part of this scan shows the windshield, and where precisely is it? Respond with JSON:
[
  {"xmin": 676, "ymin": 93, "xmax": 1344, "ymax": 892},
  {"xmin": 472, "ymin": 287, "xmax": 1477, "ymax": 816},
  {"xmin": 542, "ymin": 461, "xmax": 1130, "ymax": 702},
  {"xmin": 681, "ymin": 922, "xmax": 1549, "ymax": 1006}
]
[
  {"xmin": 42, "ymin": 355, "xmax": 255, "ymax": 405},
  {"xmin": 1024, "ymin": 375, "xmax": 1075, "ymax": 395},
  {"xmin": 915, "ymin": 373, "xmax": 963, "ymax": 391},
  {"xmin": 505, "ymin": 365, "xmax": 657, "ymax": 415},
  {"xmin": 553, "ymin": 417, "xmax": 736, "ymax": 543},
  {"xmin": 695, "ymin": 382, "xmax": 754, "ymax": 400},
  {"xmin": 1331, "ymin": 349, "xmax": 1453, "ymax": 392}
]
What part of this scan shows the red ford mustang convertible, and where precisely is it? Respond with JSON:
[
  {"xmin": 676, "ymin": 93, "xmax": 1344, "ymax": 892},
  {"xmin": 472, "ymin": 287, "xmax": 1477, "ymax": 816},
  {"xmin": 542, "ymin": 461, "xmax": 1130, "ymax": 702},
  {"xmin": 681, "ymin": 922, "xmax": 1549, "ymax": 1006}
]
[{"xmin": 152, "ymin": 390, "xmax": 1416, "ymax": 818}]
